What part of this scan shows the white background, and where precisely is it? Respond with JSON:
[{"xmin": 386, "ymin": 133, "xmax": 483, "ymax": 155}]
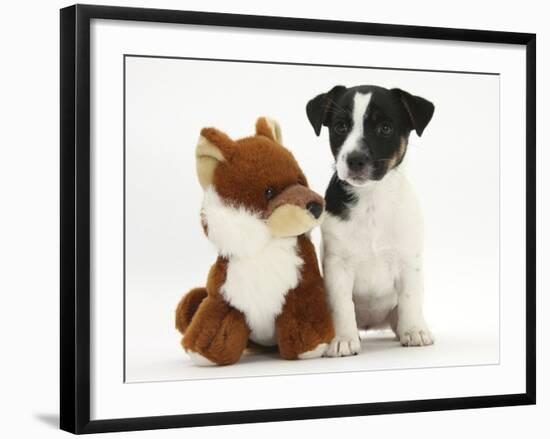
[
  {"xmin": 125, "ymin": 56, "xmax": 500, "ymax": 382},
  {"xmin": 0, "ymin": 0, "xmax": 546, "ymax": 438}
]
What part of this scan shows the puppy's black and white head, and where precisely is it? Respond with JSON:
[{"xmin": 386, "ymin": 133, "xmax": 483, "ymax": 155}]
[{"xmin": 306, "ymin": 85, "xmax": 434, "ymax": 186}]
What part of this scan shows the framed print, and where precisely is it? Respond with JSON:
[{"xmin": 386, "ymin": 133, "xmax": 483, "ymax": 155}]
[{"xmin": 60, "ymin": 4, "xmax": 536, "ymax": 434}]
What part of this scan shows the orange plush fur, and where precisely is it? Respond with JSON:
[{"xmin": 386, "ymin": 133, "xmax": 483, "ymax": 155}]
[{"xmin": 175, "ymin": 117, "xmax": 334, "ymax": 365}]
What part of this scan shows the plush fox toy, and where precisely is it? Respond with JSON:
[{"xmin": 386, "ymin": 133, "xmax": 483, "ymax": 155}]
[{"xmin": 175, "ymin": 117, "xmax": 335, "ymax": 366}]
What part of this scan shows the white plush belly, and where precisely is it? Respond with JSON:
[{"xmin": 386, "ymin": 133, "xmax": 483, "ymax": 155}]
[{"xmin": 220, "ymin": 238, "xmax": 303, "ymax": 346}]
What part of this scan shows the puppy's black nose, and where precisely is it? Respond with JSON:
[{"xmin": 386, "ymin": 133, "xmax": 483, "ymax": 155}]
[
  {"xmin": 347, "ymin": 151, "xmax": 369, "ymax": 172},
  {"xmin": 306, "ymin": 202, "xmax": 323, "ymax": 219}
]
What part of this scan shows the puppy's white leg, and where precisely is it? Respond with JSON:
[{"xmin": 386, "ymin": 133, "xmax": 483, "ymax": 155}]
[
  {"xmin": 323, "ymin": 255, "xmax": 361, "ymax": 356},
  {"xmin": 396, "ymin": 257, "xmax": 434, "ymax": 347}
]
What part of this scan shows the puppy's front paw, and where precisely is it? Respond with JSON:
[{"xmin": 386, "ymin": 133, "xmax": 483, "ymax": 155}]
[
  {"xmin": 398, "ymin": 323, "xmax": 434, "ymax": 347},
  {"xmin": 324, "ymin": 335, "xmax": 361, "ymax": 357}
]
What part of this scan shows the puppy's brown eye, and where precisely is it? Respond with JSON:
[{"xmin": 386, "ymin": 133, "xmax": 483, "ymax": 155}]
[
  {"xmin": 376, "ymin": 121, "xmax": 394, "ymax": 137},
  {"xmin": 334, "ymin": 121, "xmax": 349, "ymax": 135},
  {"xmin": 265, "ymin": 187, "xmax": 276, "ymax": 201}
]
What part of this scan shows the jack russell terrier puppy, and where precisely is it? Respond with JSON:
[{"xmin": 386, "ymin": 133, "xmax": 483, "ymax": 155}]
[{"xmin": 306, "ymin": 85, "xmax": 435, "ymax": 356}]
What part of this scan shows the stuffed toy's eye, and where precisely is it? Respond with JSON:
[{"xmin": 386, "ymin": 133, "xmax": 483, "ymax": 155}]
[
  {"xmin": 265, "ymin": 187, "xmax": 276, "ymax": 201},
  {"xmin": 376, "ymin": 121, "xmax": 394, "ymax": 137},
  {"xmin": 334, "ymin": 121, "xmax": 350, "ymax": 135}
]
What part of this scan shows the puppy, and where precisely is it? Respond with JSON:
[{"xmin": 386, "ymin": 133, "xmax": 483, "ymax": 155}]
[{"xmin": 306, "ymin": 85, "xmax": 435, "ymax": 356}]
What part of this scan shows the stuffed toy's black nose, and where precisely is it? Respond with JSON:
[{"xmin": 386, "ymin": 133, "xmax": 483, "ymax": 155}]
[{"xmin": 306, "ymin": 202, "xmax": 323, "ymax": 219}]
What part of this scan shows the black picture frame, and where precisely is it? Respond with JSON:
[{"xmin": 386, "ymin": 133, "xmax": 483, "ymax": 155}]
[{"xmin": 60, "ymin": 4, "xmax": 536, "ymax": 434}]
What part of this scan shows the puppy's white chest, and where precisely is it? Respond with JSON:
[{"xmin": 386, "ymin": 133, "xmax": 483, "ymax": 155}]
[
  {"xmin": 351, "ymin": 197, "xmax": 395, "ymax": 252},
  {"xmin": 324, "ymin": 189, "xmax": 400, "ymax": 265},
  {"xmin": 348, "ymin": 196, "xmax": 401, "ymax": 295},
  {"xmin": 220, "ymin": 238, "xmax": 303, "ymax": 346},
  {"xmin": 322, "ymin": 172, "xmax": 424, "ymax": 327}
]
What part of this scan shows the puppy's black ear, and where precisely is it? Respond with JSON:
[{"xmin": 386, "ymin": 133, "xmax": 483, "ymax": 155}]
[
  {"xmin": 306, "ymin": 85, "xmax": 346, "ymax": 136},
  {"xmin": 392, "ymin": 89, "xmax": 435, "ymax": 137}
]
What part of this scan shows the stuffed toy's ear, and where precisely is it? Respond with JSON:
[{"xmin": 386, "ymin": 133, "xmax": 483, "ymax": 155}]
[
  {"xmin": 306, "ymin": 85, "xmax": 347, "ymax": 136},
  {"xmin": 255, "ymin": 117, "xmax": 283, "ymax": 143},
  {"xmin": 195, "ymin": 127, "xmax": 234, "ymax": 189},
  {"xmin": 392, "ymin": 88, "xmax": 435, "ymax": 137}
]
